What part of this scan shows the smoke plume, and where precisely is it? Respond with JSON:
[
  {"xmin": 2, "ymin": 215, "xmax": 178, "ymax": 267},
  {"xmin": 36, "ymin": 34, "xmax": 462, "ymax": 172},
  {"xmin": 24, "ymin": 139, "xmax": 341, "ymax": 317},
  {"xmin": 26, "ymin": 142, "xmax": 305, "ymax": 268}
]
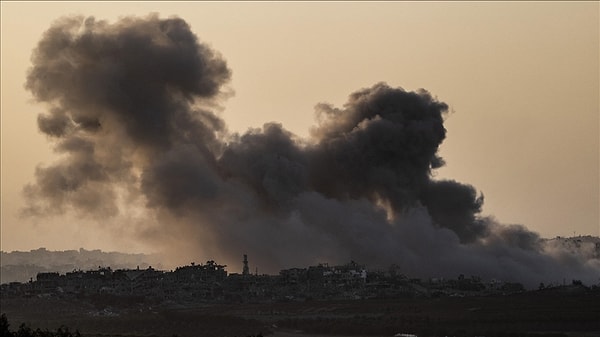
[{"xmin": 24, "ymin": 14, "xmax": 599, "ymax": 287}]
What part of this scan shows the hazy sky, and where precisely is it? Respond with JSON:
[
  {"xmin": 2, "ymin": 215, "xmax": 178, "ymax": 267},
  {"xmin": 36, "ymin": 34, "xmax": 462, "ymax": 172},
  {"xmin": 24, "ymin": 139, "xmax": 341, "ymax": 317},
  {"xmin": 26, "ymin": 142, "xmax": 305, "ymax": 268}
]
[{"xmin": 1, "ymin": 1, "xmax": 598, "ymax": 255}]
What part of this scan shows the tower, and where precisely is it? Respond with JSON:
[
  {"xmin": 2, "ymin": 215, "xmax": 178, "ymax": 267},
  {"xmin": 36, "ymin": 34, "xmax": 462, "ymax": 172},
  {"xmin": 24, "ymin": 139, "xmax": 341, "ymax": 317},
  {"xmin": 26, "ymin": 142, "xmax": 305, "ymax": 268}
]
[{"xmin": 242, "ymin": 254, "xmax": 250, "ymax": 276}]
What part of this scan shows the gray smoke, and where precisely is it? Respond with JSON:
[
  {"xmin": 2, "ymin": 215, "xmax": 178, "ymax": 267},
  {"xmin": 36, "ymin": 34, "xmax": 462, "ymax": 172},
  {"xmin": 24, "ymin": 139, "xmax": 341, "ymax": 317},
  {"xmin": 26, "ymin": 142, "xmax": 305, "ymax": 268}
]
[
  {"xmin": 24, "ymin": 14, "xmax": 230, "ymax": 217},
  {"xmin": 23, "ymin": 14, "xmax": 599, "ymax": 287}
]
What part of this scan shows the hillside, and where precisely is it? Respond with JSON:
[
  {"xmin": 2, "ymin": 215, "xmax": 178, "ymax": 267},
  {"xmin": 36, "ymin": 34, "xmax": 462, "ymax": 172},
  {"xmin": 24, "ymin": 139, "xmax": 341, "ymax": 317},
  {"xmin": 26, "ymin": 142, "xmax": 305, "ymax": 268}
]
[{"xmin": 0, "ymin": 248, "xmax": 162, "ymax": 283}]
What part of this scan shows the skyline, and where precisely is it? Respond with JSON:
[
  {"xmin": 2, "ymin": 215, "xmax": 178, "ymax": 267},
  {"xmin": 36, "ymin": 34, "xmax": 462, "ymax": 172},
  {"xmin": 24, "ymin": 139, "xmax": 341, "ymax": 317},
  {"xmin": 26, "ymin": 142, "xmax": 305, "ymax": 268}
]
[{"xmin": 1, "ymin": 2, "xmax": 598, "ymax": 274}]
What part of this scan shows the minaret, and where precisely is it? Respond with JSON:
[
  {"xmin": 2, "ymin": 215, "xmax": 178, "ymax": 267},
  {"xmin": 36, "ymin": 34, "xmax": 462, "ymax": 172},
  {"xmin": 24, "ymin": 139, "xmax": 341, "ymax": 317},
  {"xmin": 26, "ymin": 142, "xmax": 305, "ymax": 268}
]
[{"xmin": 242, "ymin": 254, "xmax": 250, "ymax": 276}]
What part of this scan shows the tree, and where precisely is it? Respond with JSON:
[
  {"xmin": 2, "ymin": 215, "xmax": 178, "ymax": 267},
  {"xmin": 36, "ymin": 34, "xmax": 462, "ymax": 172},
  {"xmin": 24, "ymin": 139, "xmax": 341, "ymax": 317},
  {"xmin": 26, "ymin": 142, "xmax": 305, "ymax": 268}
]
[
  {"xmin": 1, "ymin": 314, "xmax": 13, "ymax": 337},
  {"xmin": 0, "ymin": 315, "xmax": 80, "ymax": 337}
]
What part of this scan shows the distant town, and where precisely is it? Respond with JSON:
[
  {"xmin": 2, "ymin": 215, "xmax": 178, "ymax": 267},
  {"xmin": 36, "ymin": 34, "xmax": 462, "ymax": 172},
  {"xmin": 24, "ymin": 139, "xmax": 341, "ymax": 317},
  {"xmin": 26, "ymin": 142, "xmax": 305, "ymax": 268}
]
[
  {"xmin": 2, "ymin": 252, "xmax": 597, "ymax": 304},
  {"xmin": 2, "ymin": 240, "xmax": 599, "ymax": 337},
  {"xmin": 2, "ymin": 235, "xmax": 599, "ymax": 302}
]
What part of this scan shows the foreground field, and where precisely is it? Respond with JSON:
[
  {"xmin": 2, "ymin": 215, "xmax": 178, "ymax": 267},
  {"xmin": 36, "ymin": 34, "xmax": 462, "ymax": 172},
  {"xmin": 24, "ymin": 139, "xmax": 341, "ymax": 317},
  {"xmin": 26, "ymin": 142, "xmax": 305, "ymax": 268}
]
[{"xmin": 2, "ymin": 286, "xmax": 599, "ymax": 337}]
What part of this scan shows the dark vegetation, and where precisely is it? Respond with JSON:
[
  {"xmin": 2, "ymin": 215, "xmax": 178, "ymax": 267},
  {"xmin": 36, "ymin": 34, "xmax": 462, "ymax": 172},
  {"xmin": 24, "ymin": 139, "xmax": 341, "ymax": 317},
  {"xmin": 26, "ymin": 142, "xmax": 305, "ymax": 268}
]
[
  {"xmin": 266, "ymin": 287, "xmax": 599, "ymax": 337},
  {"xmin": 0, "ymin": 298, "xmax": 270, "ymax": 337},
  {"xmin": 2, "ymin": 285, "xmax": 599, "ymax": 337},
  {"xmin": 1, "ymin": 313, "xmax": 80, "ymax": 337}
]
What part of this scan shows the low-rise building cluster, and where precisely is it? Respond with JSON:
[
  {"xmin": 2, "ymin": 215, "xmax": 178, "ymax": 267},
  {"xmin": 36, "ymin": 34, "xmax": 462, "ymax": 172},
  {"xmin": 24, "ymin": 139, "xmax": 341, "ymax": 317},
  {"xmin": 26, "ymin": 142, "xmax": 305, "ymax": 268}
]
[{"xmin": 1, "ymin": 257, "xmax": 527, "ymax": 303}]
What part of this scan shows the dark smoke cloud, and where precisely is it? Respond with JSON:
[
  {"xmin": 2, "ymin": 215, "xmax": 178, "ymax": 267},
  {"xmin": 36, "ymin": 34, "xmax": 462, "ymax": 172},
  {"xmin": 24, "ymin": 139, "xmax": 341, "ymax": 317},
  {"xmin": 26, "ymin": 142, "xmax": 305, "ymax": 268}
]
[
  {"xmin": 308, "ymin": 84, "xmax": 447, "ymax": 210},
  {"xmin": 219, "ymin": 123, "xmax": 308, "ymax": 209},
  {"xmin": 23, "ymin": 14, "xmax": 230, "ymax": 217},
  {"xmin": 420, "ymin": 180, "xmax": 487, "ymax": 243},
  {"xmin": 24, "ymin": 14, "xmax": 599, "ymax": 287},
  {"xmin": 37, "ymin": 108, "xmax": 73, "ymax": 137},
  {"xmin": 142, "ymin": 145, "xmax": 221, "ymax": 210}
]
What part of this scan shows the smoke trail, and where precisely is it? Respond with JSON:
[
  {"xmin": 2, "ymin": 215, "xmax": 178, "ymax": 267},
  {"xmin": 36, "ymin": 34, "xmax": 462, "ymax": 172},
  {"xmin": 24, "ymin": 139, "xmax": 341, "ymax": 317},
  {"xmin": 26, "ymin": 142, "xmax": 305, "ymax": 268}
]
[{"xmin": 23, "ymin": 14, "xmax": 599, "ymax": 287}]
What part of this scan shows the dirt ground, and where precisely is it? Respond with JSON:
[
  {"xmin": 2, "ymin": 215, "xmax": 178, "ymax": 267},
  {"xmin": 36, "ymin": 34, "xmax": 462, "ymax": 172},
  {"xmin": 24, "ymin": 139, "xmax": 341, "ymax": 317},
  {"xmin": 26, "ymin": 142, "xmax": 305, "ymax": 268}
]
[{"xmin": 2, "ymin": 287, "xmax": 599, "ymax": 337}]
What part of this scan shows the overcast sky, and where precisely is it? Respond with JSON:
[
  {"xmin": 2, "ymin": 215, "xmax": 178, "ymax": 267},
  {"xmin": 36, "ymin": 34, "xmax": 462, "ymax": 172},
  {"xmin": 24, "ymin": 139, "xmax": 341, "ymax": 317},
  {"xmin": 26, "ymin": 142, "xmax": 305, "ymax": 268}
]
[{"xmin": 1, "ymin": 1, "xmax": 598, "ymax": 255}]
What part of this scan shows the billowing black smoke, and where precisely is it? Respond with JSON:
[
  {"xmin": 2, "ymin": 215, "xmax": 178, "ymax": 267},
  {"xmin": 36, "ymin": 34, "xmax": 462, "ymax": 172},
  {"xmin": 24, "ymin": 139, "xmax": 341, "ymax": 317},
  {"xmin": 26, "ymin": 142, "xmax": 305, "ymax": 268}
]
[
  {"xmin": 308, "ymin": 85, "xmax": 447, "ymax": 211},
  {"xmin": 24, "ymin": 14, "xmax": 229, "ymax": 217},
  {"xmin": 24, "ymin": 14, "xmax": 599, "ymax": 287}
]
